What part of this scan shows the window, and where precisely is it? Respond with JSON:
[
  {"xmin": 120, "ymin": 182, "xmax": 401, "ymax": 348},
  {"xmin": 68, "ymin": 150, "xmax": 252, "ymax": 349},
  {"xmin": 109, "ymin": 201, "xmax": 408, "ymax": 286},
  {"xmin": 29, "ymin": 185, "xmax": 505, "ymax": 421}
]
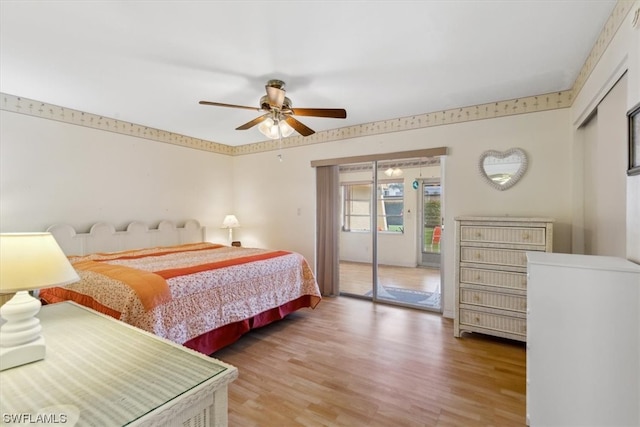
[
  {"xmin": 342, "ymin": 182, "xmax": 371, "ymax": 231},
  {"xmin": 342, "ymin": 180, "xmax": 404, "ymax": 232}
]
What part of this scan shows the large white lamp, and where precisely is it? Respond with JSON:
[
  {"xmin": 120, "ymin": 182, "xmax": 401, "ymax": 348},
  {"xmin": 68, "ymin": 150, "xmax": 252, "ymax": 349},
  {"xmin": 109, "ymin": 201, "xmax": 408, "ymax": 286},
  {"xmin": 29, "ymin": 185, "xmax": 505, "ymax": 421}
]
[
  {"xmin": 221, "ymin": 215, "xmax": 240, "ymax": 244},
  {"xmin": 0, "ymin": 233, "xmax": 80, "ymax": 371}
]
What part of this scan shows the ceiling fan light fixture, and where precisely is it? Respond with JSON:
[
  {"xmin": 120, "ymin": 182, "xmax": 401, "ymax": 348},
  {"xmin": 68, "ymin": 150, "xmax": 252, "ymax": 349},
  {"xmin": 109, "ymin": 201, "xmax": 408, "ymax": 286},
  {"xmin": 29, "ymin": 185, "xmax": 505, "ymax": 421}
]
[
  {"xmin": 279, "ymin": 120, "xmax": 294, "ymax": 138},
  {"xmin": 200, "ymin": 79, "xmax": 347, "ymax": 139},
  {"xmin": 259, "ymin": 117, "xmax": 294, "ymax": 139},
  {"xmin": 384, "ymin": 167, "xmax": 403, "ymax": 177}
]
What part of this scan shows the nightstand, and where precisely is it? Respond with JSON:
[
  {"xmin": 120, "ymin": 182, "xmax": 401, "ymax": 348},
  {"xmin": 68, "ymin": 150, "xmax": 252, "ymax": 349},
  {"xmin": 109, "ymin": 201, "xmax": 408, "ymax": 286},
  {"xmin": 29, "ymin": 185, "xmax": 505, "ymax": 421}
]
[{"xmin": 0, "ymin": 301, "xmax": 238, "ymax": 426}]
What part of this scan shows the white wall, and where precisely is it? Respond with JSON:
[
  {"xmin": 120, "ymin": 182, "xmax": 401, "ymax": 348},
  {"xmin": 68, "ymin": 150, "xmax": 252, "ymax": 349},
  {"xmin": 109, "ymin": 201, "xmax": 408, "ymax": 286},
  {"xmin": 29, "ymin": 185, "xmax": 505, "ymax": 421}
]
[
  {"xmin": 0, "ymin": 111, "xmax": 234, "ymax": 241},
  {"xmin": 582, "ymin": 75, "xmax": 628, "ymax": 257},
  {"xmin": 233, "ymin": 109, "xmax": 573, "ymax": 317},
  {"xmin": 570, "ymin": 2, "xmax": 640, "ymax": 263},
  {"xmin": 628, "ymin": 3, "xmax": 640, "ymax": 263}
]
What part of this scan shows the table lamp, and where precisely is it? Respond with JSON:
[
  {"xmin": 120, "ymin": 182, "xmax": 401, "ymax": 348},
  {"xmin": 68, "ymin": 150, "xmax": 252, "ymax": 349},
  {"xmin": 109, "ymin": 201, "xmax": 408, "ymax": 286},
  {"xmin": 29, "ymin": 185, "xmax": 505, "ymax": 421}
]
[
  {"xmin": 0, "ymin": 232, "xmax": 80, "ymax": 371},
  {"xmin": 222, "ymin": 215, "xmax": 240, "ymax": 244}
]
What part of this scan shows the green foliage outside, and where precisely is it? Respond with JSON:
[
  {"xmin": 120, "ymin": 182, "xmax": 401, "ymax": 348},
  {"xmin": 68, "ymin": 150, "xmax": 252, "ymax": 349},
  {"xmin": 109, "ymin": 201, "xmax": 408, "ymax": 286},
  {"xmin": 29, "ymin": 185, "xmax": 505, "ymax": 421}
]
[
  {"xmin": 424, "ymin": 200, "xmax": 441, "ymax": 227},
  {"xmin": 424, "ymin": 199, "xmax": 441, "ymax": 253}
]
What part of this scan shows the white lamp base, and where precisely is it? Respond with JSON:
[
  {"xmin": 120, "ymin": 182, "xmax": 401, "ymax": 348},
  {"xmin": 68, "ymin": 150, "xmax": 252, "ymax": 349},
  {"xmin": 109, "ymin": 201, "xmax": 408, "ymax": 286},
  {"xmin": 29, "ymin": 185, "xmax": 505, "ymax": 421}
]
[
  {"xmin": 0, "ymin": 335, "xmax": 45, "ymax": 371},
  {"xmin": 0, "ymin": 290, "xmax": 46, "ymax": 371}
]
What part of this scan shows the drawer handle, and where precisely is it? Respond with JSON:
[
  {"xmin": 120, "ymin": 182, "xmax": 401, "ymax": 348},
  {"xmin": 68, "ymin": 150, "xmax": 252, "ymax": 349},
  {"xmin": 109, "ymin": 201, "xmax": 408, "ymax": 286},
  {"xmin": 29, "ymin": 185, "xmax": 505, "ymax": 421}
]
[
  {"xmin": 522, "ymin": 233, "xmax": 530, "ymax": 240},
  {"xmin": 475, "ymin": 232, "xmax": 482, "ymax": 238},
  {"xmin": 473, "ymin": 295, "xmax": 481, "ymax": 302},
  {"xmin": 476, "ymin": 274, "xmax": 482, "ymax": 281},
  {"xmin": 475, "ymin": 253, "xmax": 482, "ymax": 260},
  {"xmin": 474, "ymin": 316, "xmax": 481, "ymax": 323}
]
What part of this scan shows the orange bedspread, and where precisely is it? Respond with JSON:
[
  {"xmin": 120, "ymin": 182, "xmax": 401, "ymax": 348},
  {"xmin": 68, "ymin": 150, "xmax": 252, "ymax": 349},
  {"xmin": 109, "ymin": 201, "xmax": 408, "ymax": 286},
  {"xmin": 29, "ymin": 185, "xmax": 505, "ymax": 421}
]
[
  {"xmin": 72, "ymin": 260, "xmax": 171, "ymax": 311},
  {"xmin": 40, "ymin": 243, "xmax": 321, "ymax": 350}
]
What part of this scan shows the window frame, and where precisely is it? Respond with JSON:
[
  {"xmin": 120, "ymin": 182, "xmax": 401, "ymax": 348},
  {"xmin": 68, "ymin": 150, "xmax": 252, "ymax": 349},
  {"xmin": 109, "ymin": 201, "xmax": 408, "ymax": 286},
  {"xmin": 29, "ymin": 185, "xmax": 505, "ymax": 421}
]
[{"xmin": 341, "ymin": 179, "xmax": 404, "ymax": 233}]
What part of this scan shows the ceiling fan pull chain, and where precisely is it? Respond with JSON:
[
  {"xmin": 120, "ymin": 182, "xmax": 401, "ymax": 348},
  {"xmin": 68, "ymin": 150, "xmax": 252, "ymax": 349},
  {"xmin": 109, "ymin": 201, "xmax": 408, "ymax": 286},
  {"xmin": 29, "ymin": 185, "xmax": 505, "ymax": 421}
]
[{"xmin": 277, "ymin": 119, "xmax": 283, "ymax": 162}]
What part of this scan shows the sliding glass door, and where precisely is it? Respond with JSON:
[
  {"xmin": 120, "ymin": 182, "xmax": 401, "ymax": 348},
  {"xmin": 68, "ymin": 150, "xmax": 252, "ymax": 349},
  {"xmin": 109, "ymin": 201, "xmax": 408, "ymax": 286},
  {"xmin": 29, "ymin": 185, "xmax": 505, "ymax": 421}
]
[
  {"xmin": 340, "ymin": 171, "xmax": 373, "ymax": 298},
  {"xmin": 338, "ymin": 157, "xmax": 443, "ymax": 312}
]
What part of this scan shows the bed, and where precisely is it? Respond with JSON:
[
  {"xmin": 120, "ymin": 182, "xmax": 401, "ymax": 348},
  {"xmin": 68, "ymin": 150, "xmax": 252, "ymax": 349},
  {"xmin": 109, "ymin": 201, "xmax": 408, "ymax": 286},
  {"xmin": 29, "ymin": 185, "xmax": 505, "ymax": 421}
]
[{"xmin": 39, "ymin": 220, "xmax": 322, "ymax": 355}]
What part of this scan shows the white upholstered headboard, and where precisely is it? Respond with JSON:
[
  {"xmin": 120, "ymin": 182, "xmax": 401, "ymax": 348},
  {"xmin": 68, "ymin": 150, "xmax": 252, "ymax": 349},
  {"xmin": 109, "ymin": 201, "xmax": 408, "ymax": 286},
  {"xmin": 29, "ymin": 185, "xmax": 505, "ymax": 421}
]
[{"xmin": 47, "ymin": 220, "xmax": 204, "ymax": 256}]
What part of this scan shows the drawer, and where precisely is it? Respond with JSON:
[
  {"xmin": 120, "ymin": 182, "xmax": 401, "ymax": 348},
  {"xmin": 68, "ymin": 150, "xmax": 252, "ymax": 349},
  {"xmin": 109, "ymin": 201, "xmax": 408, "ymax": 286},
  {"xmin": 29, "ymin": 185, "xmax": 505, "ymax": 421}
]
[
  {"xmin": 460, "ymin": 226, "xmax": 546, "ymax": 245},
  {"xmin": 460, "ymin": 267, "xmax": 527, "ymax": 290},
  {"xmin": 460, "ymin": 247, "xmax": 527, "ymax": 268},
  {"xmin": 459, "ymin": 309, "xmax": 526, "ymax": 337},
  {"xmin": 460, "ymin": 288, "xmax": 526, "ymax": 312}
]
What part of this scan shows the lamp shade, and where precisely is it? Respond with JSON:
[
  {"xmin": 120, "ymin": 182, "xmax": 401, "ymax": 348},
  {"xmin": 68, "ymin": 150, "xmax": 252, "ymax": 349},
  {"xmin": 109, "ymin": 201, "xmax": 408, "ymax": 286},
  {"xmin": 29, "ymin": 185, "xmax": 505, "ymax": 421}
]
[
  {"xmin": 0, "ymin": 233, "xmax": 80, "ymax": 293},
  {"xmin": 258, "ymin": 118, "xmax": 294, "ymax": 139},
  {"xmin": 222, "ymin": 215, "xmax": 240, "ymax": 228}
]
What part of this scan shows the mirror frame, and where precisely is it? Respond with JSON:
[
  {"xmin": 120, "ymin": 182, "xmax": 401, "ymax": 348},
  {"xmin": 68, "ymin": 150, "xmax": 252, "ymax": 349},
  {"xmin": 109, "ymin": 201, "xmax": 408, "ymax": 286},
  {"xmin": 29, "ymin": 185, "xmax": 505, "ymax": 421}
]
[{"xmin": 479, "ymin": 148, "xmax": 528, "ymax": 191}]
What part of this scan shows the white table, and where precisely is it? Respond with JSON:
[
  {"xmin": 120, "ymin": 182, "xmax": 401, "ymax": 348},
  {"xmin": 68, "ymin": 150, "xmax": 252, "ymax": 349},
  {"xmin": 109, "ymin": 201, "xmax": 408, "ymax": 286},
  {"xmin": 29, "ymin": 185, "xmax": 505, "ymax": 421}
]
[{"xmin": 0, "ymin": 301, "xmax": 238, "ymax": 426}]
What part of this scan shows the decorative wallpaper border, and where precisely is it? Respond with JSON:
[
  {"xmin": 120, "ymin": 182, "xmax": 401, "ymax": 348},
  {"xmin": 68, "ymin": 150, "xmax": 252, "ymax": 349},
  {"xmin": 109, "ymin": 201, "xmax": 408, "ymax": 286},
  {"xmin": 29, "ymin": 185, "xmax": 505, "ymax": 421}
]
[
  {"xmin": 0, "ymin": 1, "xmax": 633, "ymax": 157},
  {"xmin": 0, "ymin": 90, "xmax": 574, "ymax": 157},
  {"xmin": 339, "ymin": 157, "xmax": 441, "ymax": 173},
  {"xmin": 571, "ymin": 0, "xmax": 634, "ymax": 98},
  {"xmin": 0, "ymin": 94, "xmax": 234, "ymax": 156},
  {"xmin": 235, "ymin": 91, "xmax": 574, "ymax": 155}
]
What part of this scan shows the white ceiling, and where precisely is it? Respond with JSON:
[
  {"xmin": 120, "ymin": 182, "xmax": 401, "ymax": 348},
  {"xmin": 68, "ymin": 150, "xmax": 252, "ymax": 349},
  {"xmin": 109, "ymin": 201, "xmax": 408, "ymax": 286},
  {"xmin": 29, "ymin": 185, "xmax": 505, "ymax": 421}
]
[{"xmin": 0, "ymin": 1, "xmax": 617, "ymax": 147}]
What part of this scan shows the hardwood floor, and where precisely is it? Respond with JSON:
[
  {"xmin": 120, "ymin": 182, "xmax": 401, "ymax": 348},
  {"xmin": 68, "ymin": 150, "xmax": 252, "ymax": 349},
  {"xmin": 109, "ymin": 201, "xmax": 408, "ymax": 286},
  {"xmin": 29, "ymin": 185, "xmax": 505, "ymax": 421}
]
[
  {"xmin": 340, "ymin": 261, "xmax": 442, "ymax": 310},
  {"xmin": 214, "ymin": 296, "xmax": 526, "ymax": 426},
  {"xmin": 340, "ymin": 261, "xmax": 442, "ymax": 296}
]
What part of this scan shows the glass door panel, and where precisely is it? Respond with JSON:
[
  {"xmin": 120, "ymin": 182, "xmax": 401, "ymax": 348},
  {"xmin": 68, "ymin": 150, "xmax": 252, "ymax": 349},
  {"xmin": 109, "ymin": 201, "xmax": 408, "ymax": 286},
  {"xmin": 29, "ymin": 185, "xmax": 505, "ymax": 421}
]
[
  {"xmin": 374, "ymin": 161, "xmax": 406, "ymax": 304},
  {"xmin": 421, "ymin": 180, "xmax": 442, "ymax": 266},
  {"xmin": 418, "ymin": 179, "xmax": 442, "ymax": 311},
  {"xmin": 338, "ymin": 158, "xmax": 442, "ymax": 313},
  {"xmin": 338, "ymin": 163, "xmax": 373, "ymax": 298}
]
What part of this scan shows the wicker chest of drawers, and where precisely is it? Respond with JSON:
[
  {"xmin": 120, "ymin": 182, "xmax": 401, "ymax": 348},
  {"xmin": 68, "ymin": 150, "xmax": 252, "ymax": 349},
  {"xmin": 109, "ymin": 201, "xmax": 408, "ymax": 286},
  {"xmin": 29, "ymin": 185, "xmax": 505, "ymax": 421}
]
[{"xmin": 453, "ymin": 216, "xmax": 553, "ymax": 341}]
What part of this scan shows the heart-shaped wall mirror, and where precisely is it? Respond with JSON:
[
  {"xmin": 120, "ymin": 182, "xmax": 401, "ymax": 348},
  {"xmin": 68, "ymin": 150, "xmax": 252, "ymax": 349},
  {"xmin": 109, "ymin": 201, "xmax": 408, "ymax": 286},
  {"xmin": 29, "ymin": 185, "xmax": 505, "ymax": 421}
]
[{"xmin": 479, "ymin": 148, "xmax": 528, "ymax": 191}]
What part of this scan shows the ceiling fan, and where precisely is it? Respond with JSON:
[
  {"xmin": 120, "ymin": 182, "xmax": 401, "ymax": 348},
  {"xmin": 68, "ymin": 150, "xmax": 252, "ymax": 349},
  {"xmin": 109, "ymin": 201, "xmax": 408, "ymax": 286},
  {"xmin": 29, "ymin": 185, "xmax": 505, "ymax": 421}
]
[{"xmin": 199, "ymin": 79, "xmax": 347, "ymax": 138}]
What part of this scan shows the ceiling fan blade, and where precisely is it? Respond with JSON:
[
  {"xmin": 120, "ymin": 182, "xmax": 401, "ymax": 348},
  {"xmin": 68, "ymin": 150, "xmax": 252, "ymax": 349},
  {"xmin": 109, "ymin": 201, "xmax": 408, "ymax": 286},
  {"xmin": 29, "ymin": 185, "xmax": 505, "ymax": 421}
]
[
  {"xmin": 199, "ymin": 100, "xmax": 261, "ymax": 112},
  {"xmin": 265, "ymin": 86, "xmax": 285, "ymax": 108},
  {"xmin": 289, "ymin": 108, "xmax": 347, "ymax": 119},
  {"xmin": 284, "ymin": 116, "xmax": 315, "ymax": 137},
  {"xmin": 236, "ymin": 114, "xmax": 269, "ymax": 130}
]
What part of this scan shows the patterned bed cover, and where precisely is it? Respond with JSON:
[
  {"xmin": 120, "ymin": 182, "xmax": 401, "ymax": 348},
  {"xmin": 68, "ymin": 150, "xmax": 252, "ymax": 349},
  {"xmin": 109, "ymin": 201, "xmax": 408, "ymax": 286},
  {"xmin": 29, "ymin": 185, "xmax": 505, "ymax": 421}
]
[{"xmin": 39, "ymin": 243, "xmax": 322, "ymax": 354}]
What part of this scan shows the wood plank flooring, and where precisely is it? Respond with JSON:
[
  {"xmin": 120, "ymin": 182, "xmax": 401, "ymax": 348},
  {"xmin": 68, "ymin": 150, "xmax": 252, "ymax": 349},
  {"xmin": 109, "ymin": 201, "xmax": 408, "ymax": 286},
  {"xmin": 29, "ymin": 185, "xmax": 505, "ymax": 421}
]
[
  {"xmin": 213, "ymin": 296, "xmax": 526, "ymax": 426},
  {"xmin": 340, "ymin": 261, "xmax": 441, "ymax": 295}
]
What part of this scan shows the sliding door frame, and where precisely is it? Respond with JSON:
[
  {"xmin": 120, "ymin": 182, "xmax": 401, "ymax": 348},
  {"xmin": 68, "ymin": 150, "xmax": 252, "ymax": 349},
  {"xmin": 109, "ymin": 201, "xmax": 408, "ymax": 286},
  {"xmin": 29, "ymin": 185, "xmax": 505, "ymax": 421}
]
[
  {"xmin": 311, "ymin": 148, "xmax": 447, "ymax": 168},
  {"xmin": 313, "ymin": 147, "xmax": 447, "ymax": 298}
]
